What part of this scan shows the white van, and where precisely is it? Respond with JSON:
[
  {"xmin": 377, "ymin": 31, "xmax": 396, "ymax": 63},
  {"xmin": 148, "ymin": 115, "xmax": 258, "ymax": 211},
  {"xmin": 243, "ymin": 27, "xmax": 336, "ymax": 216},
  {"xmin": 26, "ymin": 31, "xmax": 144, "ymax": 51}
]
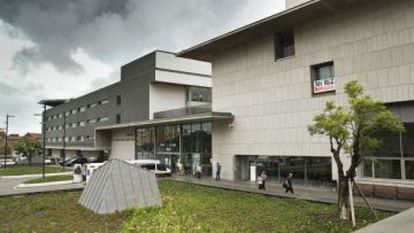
[{"xmin": 127, "ymin": 159, "xmax": 171, "ymax": 177}]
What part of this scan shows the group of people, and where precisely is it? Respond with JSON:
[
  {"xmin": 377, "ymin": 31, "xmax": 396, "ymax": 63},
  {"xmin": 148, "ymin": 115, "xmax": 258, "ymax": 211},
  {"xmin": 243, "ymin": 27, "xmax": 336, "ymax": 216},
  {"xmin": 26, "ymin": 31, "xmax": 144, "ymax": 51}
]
[
  {"xmin": 176, "ymin": 161, "xmax": 222, "ymax": 181},
  {"xmin": 177, "ymin": 161, "xmax": 294, "ymax": 194},
  {"xmin": 258, "ymin": 171, "xmax": 294, "ymax": 194}
]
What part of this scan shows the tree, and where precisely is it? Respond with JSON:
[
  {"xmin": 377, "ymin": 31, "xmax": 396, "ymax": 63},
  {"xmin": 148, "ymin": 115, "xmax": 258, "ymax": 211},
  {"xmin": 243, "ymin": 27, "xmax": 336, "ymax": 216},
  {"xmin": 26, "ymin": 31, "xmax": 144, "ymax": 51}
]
[
  {"xmin": 14, "ymin": 139, "xmax": 42, "ymax": 165},
  {"xmin": 0, "ymin": 145, "xmax": 12, "ymax": 157},
  {"xmin": 308, "ymin": 80, "xmax": 404, "ymax": 221}
]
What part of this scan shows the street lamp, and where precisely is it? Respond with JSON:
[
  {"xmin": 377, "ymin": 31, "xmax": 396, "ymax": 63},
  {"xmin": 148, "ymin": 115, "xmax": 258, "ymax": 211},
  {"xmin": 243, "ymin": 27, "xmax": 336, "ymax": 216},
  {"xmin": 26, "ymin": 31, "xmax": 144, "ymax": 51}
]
[{"xmin": 3, "ymin": 114, "xmax": 15, "ymax": 169}]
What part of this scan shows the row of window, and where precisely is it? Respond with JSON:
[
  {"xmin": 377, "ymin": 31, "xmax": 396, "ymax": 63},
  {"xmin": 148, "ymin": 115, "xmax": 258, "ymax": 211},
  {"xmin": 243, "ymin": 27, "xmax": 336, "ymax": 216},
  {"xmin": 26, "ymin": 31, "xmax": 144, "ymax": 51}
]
[
  {"xmin": 46, "ymin": 96, "xmax": 120, "ymax": 121},
  {"xmin": 275, "ymin": 29, "xmax": 335, "ymax": 95},
  {"xmin": 46, "ymin": 135, "xmax": 94, "ymax": 143},
  {"xmin": 47, "ymin": 117, "xmax": 109, "ymax": 132}
]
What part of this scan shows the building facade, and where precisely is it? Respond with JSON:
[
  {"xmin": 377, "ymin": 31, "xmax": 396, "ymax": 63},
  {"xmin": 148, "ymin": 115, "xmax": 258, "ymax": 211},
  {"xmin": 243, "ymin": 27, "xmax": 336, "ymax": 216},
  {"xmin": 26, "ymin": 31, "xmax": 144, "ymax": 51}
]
[
  {"xmin": 179, "ymin": 0, "xmax": 414, "ymax": 198},
  {"xmin": 43, "ymin": 51, "xmax": 214, "ymax": 162}
]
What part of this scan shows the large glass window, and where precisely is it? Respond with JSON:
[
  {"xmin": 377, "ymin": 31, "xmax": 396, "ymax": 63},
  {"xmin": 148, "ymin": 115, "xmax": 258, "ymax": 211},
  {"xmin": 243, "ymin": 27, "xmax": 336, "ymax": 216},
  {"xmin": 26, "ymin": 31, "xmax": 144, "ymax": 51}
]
[
  {"xmin": 405, "ymin": 161, "xmax": 414, "ymax": 179},
  {"xmin": 363, "ymin": 123, "xmax": 414, "ymax": 180},
  {"xmin": 156, "ymin": 125, "xmax": 180, "ymax": 153},
  {"xmin": 186, "ymin": 87, "xmax": 211, "ymax": 103},
  {"xmin": 136, "ymin": 128, "xmax": 155, "ymax": 159},
  {"xmin": 374, "ymin": 160, "xmax": 401, "ymax": 179}
]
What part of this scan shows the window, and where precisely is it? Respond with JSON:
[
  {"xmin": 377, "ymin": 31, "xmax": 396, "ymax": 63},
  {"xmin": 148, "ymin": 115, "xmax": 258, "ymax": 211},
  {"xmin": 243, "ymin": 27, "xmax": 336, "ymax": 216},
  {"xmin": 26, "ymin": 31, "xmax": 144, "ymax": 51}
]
[
  {"xmin": 116, "ymin": 95, "xmax": 122, "ymax": 105},
  {"xmin": 59, "ymin": 113, "xmax": 63, "ymax": 118},
  {"xmin": 71, "ymin": 109, "xmax": 77, "ymax": 114},
  {"xmin": 100, "ymin": 99, "xmax": 109, "ymax": 105},
  {"xmin": 80, "ymin": 121, "xmax": 86, "ymax": 127},
  {"xmin": 65, "ymin": 111, "xmax": 70, "ymax": 116},
  {"xmin": 363, "ymin": 123, "xmax": 414, "ymax": 180},
  {"xmin": 98, "ymin": 117, "xmax": 109, "ymax": 122},
  {"xmin": 87, "ymin": 119, "xmax": 97, "ymax": 124},
  {"xmin": 116, "ymin": 114, "xmax": 121, "ymax": 124},
  {"xmin": 186, "ymin": 87, "xmax": 211, "ymax": 102},
  {"xmin": 311, "ymin": 62, "xmax": 335, "ymax": 94},
  {"xmin": 88, "ymin": 103, "xmax": 97, "ymax": 108},
  {"xmin": 275, "ymin": 29, "xmax": 295, "ymax": 59},
  {"xmin": 80, "ymin": 106, "xmax": 87, "ymax": 112}
]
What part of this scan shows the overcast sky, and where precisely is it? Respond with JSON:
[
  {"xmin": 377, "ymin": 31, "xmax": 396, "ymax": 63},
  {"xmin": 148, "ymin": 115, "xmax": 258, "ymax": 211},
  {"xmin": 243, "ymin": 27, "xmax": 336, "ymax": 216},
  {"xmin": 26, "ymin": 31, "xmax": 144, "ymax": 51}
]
[{"xmin": 0, "ymin": 0, "xmax": 285, "ymax": 134}]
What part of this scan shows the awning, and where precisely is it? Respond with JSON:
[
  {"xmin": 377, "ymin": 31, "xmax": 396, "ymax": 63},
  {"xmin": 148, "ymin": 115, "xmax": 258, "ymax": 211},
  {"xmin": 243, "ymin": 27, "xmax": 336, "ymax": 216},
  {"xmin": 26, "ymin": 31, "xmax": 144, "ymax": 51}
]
[{"xmin": 95, "ymin": 112, "xmax": 234, "ymax": 131}]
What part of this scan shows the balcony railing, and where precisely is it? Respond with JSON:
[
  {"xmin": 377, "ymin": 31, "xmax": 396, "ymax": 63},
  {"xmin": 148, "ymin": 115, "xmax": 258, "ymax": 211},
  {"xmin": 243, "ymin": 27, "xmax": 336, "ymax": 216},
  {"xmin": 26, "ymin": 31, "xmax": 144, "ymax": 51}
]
[
  {"xmin": 153, "ymin": 104, "xmax": 212, "ymax": 119},
  {"xmin": 313, "ymin": 77, "xmax": 335, "ymax": 94}
]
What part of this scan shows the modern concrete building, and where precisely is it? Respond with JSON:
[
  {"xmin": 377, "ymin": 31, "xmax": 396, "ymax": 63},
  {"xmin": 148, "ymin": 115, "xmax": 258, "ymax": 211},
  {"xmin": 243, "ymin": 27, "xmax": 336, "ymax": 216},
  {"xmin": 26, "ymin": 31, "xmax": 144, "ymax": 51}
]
[
  {"xmin": 178, "ymin": 0, "xmax": 414, "ymax": 198},
  {"xmin": 42, "ymin": 51, "xmax": 219, "ymax": 164}
]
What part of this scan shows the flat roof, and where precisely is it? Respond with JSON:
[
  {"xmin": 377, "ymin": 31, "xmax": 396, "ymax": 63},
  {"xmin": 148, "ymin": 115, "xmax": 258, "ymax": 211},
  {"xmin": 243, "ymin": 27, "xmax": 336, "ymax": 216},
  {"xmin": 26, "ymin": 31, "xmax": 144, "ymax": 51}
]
[
  {"xmin": 38, "ymin": 99, "xmax": 69, "ymax": 107},
  {"xmin": 95, "ymin": 112, "xmax": 234, "ymax": 131},
  {"xmin": 177, "ymin": 0, "xmax": 368, "ymax": 61}
]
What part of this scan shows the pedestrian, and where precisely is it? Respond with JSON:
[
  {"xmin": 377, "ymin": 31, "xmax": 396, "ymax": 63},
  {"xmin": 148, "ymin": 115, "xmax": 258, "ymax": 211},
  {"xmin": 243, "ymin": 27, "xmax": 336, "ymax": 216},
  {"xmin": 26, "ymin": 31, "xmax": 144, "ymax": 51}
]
[
  {"xmin": 257, "ymin": 175, "xmax": 263, "ymax": 190},
  {"xmin": 261, "ymin": 171, "xmax": 267, "ymax": 190},
  {"xmin": 216, "ymin": 162, "xmax": 221, "ymax": 181},
  {"xmin": 284, "ymin": 172, "xmax": 294, "ymax": 194},
  {"xmin": 196, "ymin": 165, "xmax": 202, "ymax": 179},
  {"xmin": 177, "ymin": 160, "xmax": 184, "ymax": 176}
]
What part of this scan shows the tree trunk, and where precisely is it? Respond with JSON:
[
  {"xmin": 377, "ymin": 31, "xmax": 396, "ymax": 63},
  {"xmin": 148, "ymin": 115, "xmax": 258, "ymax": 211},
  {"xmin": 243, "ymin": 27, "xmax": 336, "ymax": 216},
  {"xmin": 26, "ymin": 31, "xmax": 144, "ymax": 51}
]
[
  {"xmin": 28, "ymin": 154, "xmax": 32, "ymax": 166},
  {"xmin": 338, "ymin": 177, "xmax": 350, "ymax": 220}
]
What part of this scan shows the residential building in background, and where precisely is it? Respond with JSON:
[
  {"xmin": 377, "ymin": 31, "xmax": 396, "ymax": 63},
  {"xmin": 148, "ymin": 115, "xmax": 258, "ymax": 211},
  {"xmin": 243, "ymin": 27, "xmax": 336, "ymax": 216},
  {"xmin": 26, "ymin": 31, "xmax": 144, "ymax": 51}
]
[{"xmin": 179, "ymin": 0, "xmax": 414, "ymax": 199}]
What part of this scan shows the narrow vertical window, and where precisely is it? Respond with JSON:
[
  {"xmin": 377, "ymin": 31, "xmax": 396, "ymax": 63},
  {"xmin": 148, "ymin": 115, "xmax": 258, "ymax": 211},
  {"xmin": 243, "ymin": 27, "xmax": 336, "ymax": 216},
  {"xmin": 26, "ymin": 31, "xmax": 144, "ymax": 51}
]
[{"xmin": 275, "ymin": 29, "xmax": 295, "ymax": 60}]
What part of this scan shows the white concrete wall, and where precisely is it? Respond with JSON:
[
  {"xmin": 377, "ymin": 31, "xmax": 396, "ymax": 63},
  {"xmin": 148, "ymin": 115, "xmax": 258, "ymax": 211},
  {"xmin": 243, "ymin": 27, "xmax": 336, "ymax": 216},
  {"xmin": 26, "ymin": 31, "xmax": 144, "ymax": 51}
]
[
  {"xmin": 110, "ymin": 128, "xmax": 135, "ymax": 161},
  {"xmin": 286, "ymin": 0, "xmax": 311, "ymax": 9},
  {"xmin": 154, "ymin": 70, "xmax": 211, "ymax": 88},
  {"xmin": 212, "ymin": 0, "xmax": 414, "ymax": 180},
  {"xmin": 156, "ymin": 51, "xmax": 211, "ymax": 76},
  {"xmin": 149, "ymin": 83, "xmax": 187, "ymax": 119}
]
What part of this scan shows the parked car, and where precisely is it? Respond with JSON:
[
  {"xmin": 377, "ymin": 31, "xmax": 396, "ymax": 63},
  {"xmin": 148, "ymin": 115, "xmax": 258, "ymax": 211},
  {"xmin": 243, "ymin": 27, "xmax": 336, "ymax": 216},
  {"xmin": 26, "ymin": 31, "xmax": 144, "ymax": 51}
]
[
  {"xmin": 59, "ymin": 157, "xmax": 88, "ymax": 167},
  {"xmin": 0, "ymin": 158, "xmax": 16, "ymax": 167},
  {"xmin": 128, "ymin": 159, "xmax": 172, "ymax": 177}
]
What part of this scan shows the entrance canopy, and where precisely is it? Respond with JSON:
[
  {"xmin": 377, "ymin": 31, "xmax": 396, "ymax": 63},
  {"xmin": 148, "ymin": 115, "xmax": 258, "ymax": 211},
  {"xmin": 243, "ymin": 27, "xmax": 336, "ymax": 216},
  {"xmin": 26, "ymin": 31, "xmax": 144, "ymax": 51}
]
[
  {"xmin": 96, "ymin": 112, "xmax": 233, "ymax": 131},
  {"xmin": 95, "ymin": 112, "xmax": 233, "ymax": 150}
]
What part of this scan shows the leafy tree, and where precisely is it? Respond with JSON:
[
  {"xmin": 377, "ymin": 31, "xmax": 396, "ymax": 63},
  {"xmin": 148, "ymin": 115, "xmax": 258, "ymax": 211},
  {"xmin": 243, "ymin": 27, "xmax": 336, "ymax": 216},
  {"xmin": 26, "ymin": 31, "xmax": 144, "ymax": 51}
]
[
  {"xmin": 308, "ymin": 80, "xmax": 404, "ymax": 221},
  {"xmin": 0, "ymin": 145, "xmax": 12, "ymax": 157},
  {"xmin": 14, "ymin": 139, "xmax": 42, "ymax": 165}
]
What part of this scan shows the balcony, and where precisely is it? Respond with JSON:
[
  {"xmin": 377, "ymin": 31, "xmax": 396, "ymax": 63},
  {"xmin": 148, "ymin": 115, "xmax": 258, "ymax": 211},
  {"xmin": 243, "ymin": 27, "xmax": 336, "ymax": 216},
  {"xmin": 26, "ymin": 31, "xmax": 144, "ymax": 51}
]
[{"xmin": 153, "ymin": 104, "xmax": 212, "ymax": 119}]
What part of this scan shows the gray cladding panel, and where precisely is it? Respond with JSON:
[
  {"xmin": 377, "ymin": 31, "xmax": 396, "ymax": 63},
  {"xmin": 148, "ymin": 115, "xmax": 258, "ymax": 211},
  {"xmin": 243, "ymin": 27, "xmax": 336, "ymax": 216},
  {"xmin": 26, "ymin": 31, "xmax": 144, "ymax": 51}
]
[{"xmin": 79, "ymin": 159, "xmax": 162, "ymax": 214}]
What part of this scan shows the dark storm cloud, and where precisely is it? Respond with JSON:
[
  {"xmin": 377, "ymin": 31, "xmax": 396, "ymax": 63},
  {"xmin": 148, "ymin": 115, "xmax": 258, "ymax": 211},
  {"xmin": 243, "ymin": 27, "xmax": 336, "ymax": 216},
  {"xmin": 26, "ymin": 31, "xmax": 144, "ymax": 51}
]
[{"xmin": 0, "ymin": 0, "xmax": 282, "ymax": 74}]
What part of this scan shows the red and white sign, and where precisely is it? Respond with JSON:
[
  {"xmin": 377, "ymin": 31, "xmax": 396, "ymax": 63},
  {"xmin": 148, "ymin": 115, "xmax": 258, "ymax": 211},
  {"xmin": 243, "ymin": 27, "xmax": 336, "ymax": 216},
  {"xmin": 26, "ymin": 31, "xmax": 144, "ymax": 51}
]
[{"xmin": 313, "ymin": 78, "xmax": 335, "ymax": 94}]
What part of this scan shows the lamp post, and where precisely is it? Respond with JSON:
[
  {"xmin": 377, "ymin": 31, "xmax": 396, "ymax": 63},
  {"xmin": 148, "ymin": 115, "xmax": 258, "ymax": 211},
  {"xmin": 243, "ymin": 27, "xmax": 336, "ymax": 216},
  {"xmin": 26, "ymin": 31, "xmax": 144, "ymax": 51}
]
[
  {"xmin": 3, "ymin": 114, "xmax": 15, "ymax": 169},
  {"xmin": 62, "ymin": 112, "xmax": 66, "ymax": 168}
]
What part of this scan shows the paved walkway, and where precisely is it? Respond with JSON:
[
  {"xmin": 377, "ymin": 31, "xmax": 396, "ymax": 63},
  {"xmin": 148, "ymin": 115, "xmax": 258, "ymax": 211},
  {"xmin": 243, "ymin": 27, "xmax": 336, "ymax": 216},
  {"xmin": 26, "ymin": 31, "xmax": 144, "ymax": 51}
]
[
  {"xmin": 170, "ymin": 176, "xmax": 414, "ymax": 212},
  {"xmin": 354, "ymin": 207, "xmax": 414, "ymax": 233},
  {"xmin": 0, "ymin": 176, "xmax": 84, "ymax": 197}
]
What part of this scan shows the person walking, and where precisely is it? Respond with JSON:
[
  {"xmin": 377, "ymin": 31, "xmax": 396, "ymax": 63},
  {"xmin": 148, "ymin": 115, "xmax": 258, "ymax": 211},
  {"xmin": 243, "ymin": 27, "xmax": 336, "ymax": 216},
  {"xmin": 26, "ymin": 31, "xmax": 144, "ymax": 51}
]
[
  {"xmin": 216, "ymin": 162, "xmax": 221, "ymax": 181},
  {"xmin": 196, "ymin": 165, "xmax": 202, "ymax": 179},
  {"xmin": 284, "ymin": 173, "xmax": 294, "ymax": 194},
  {"xmin": 257, "ymin": 175, "xmax": 264, "ymax": 190},
  {"xmin": 261, "ymin": 171, "xmax": 267, "ymax": 190}
]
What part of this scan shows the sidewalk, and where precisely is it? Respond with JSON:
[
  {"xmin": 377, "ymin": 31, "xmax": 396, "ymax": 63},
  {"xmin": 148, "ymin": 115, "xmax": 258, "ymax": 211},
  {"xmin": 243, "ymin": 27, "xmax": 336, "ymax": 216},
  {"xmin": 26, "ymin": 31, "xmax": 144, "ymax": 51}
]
[{"xmin": 170, "ymin": 175, "xmax": 414, "ymax": 212}]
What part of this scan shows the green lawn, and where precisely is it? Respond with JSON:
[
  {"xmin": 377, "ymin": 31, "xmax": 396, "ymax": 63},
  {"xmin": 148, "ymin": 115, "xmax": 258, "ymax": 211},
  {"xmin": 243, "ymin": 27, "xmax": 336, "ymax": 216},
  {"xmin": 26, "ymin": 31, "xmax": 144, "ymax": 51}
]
[
  {"xmin": 0, "ymin": 164, "xmax": 70, "ymax": 176},
  {"xmin": 0, "ymin": 192, "xmax": 124, "ymax": 233},
  {"xmin": 0, "ymin": 180, "xmax": 392, "ymax": 233},
  {"xmin": 23, "ymin": 175, "xmax": 73, "ymax": 184}
]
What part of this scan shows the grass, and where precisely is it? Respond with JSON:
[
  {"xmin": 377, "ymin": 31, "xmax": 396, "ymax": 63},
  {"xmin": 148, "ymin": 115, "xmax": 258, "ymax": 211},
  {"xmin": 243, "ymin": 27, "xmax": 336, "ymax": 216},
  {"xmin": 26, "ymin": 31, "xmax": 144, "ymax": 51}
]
[
  {"xmin": 124, "ymin": 180, "xmax": 391, "ymax": 233},
  {"xmin": 0, "ymin": 192, "xmax": 124, "ymax": 233},
  {"xmin": 0, "ymin": 164, "xmax": 70, "ymax": 176},
  {"xmin": 23, "ymin": 175, "xmax": 73, "ymax": 184},
  {"xmin": 0, "ymin": 180, "xmax": 392, "ymax": 233}
]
